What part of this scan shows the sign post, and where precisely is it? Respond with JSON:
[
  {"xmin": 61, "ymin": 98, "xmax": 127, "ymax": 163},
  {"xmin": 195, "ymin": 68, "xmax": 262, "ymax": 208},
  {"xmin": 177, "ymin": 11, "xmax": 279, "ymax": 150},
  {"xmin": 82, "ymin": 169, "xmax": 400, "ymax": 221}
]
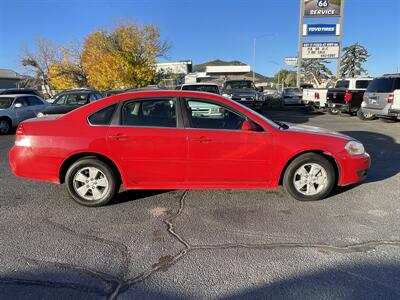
[
  {"xmin": 296, "ymin": 0, "xmax": 305, "ymax": 88},
  {"xmin": 336, "ymin": 0, "xmax": 345, "ymax": 78}
]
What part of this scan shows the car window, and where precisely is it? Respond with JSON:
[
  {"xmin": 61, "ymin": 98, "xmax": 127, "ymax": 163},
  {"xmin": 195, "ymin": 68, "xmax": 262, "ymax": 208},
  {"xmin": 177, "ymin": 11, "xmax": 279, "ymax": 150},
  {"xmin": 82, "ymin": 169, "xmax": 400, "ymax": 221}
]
[
  {"xmin": 14, "ymin": 97, "xmax": 29, "ymax": 107},
  {"xmin": 175, "ymin": 86, "xmax": 181, "ymax": 90},
  {"xmin": 88, "ymin": 104, "xmax": 117, "ymax": 125},
  {"xmin": 367, "ymin": 78, "xmax": 396, "ymax": 93},
  {"xmin": 185, "ymin": 98, "xmax": 245, "ymax": 130},
  {"xmin": 355, "ymin": 80, "xmax": 371, "ymax": 89},
  {"xmin": 89, "ymin": 93, "xmax": 97, "ymax": 101},
  {"xmin": 121, "ymin": 99, "xmax": 177, "ymax": 128},
  {"xmin": 182, "ymin": 85, "xmax": 219, "ymax": 94},
  {"xmin": 95, "ymin": 93, "xmax": 103, "ymax": 100},
  {"xmin": 394, "ymin": 78, "xmax": 400, "ymax": 90},
  {"xmin": 224, "ymin": 81, "xmax": 255, "ymax": 90},
  {"xmin": 54, "ymin": 94, "xmax": 67, "ymax": 105},
  {"xmin": 26, "ymin": 96, "xmax": 43, "ymax": 106},
  {"xmin": 67, "ymin": 93, "xmax": 89, "ymax": 105},
  {"xmin": 335, "ymin": 80, "xmax": 350, "ymax": 89},
  {"xmin": 0, "ymin": 97, "xmax": 14, "ymax": 109}
]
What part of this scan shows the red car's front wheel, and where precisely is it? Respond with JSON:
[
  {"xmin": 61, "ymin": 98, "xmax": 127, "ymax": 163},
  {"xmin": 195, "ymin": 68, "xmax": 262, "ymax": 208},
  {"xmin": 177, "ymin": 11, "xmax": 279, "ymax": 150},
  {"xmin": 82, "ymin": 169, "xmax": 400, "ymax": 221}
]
[
  {"xmin": 65, "ymin": 158, "xmax": 118, "ymax": 207},
  {"xmin": 283, "ymin": 153, "xmax": 336, "ymax": 201}
]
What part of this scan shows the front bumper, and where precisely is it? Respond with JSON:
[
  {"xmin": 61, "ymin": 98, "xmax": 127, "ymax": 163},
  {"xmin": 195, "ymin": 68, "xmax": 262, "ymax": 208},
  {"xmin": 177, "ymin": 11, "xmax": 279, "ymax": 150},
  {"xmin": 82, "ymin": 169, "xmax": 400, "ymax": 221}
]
[
  {"xmin": 338, "ymin": 152, "xmax": 371, "ymax": 186},
  {"xmin": 232, "ymin": 99, "xmax": 264, "ymax": 110}
]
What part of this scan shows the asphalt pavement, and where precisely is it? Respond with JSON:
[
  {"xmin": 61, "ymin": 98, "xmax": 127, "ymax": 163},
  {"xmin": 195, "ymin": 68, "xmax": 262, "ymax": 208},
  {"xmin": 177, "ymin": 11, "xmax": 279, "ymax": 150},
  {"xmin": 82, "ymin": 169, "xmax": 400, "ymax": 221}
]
[{"xmin": 1, "ymin": 106, "xmax": 400, "ymax": 299}]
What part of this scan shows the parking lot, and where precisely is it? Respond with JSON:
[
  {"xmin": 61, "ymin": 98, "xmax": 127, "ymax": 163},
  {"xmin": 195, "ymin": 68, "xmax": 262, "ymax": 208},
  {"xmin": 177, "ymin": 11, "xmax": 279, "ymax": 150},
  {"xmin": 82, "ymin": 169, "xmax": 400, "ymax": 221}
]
[{"xmin": 1, "ymin": 106, "xmax": 400, "ymax": 299}]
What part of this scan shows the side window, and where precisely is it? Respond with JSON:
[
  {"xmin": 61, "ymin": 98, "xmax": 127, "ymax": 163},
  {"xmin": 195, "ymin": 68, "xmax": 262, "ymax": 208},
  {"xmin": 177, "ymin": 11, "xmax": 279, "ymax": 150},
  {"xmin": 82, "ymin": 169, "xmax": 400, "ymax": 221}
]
[
  {"xmin": 185, "ymin": 99, "xmax": 245, "ymax": 130},
  {"xmin": 95, "ymin": 93, "xmax": 103, "ymax": 100},
  {"xmin": 121, "ymin": 99, "xmax": 177, "ymax": 128},
  {"xmin": 89, "ymin": 93, "xmax": 97, "ymax": 101},
  {"xmin": 355, "ymin": 80, "xmax": 371, "ymax": 89},
  {"xmin": 395, "ymin": 78, "xmax": 400, "ymax": 90},
  {"xmin": 67, "ymin": 93, "xmax": 88, "ymax": 105},
  {"xmin": 54, "ymin": 94, "xmax": 67, "ymax": 105},
  {"xmin": 27, "ymin": 96, "xmax": 43, "ymax": 106},
  {"xmin": 88, "ymin": 104, "xmax": 117, "ymax": 125},
  {"xmin": 14, "ymin": 97, "xmax": 29, "ymax": 107}
]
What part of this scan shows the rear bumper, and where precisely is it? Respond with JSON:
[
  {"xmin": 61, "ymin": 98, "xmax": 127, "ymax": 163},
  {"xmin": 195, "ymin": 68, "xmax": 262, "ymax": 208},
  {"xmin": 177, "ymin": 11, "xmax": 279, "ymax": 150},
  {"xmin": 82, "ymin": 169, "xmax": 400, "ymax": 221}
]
[
  {"xmin": 9, "ymin": 146, "xmax": 60, "ymax": 184},
  {"xmin": 338, "ymin": 152, "xmax": 371, "ymax": 186},
  {"xmin": 361, "ymin": 103, "xmax": 397, "ymax": 118}
]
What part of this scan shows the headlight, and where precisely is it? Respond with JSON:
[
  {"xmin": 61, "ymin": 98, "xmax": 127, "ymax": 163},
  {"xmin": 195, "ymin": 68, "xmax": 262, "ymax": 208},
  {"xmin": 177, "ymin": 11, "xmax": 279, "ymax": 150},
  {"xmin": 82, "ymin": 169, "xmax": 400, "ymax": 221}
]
[
  {"xmin": 222, "ymin": 93, "xmax": 230, "ymax": 98},
  {"xmin": 345, "ymin": 141, "xmax": 365, "ymax": 155},
  {"xmin": 37, "ymin": 112, "xmax": 45, "ymax": 117}
]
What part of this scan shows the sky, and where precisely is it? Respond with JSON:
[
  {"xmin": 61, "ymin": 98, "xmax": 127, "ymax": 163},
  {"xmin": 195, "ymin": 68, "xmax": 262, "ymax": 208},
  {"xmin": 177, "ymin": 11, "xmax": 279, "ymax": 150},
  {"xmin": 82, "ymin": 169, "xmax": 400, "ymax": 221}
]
[{"xmin": 0, "ymin": 0, "xmax": 399, "ymax": 77}]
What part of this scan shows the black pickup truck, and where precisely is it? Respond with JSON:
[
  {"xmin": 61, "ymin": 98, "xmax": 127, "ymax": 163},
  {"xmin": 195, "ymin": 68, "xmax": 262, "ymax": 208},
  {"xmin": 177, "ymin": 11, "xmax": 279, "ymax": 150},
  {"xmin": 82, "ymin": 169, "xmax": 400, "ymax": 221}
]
[{"xmin": 326, "ymin": 78, "xmax": 372, "ymax": 116}]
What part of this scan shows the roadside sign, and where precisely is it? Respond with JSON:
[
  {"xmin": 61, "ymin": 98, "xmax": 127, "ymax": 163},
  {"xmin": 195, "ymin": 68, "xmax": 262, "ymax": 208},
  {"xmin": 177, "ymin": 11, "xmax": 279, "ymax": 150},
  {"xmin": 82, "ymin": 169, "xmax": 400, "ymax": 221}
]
[
  {"xmin": 303, "ymin": 0, "xmax": 342, "ymax": 17},
  {"xmin": 285, "ymin": 57, "xmax": 298, "ymax": 66},
  {"xmin": 303, "ymin": 24, "xmax": 340, "ymax": 36},
  {"xmin": 302, "ymin": 42, "xmax": 340, "ymax": 59}
]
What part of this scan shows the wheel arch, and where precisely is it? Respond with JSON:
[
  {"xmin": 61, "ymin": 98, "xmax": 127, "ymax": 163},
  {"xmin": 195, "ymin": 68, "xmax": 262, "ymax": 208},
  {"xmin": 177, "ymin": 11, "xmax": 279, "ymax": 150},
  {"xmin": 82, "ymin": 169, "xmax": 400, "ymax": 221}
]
[
  {"xmin": 59, "ymin": 152, "xmax": 123, "ymax": 185},
  {"xmin": 278, "ymin": 150, "xmax": 341, "ymax": 186}
]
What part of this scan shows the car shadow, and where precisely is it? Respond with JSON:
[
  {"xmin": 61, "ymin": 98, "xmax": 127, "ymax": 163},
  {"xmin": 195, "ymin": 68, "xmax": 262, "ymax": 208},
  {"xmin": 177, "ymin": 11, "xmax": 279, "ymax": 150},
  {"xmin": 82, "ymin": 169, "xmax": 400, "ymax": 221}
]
[
  {"xmin": 341, "ymin": 131, "xmax": 400, "ymax": 183},
  {"xmin": 109, "ymin": 189, "xmax": 172, "ymax": 206},
  {"xmin": 223, "ymin": 262, "xmax": 400, "ymax": 300}
]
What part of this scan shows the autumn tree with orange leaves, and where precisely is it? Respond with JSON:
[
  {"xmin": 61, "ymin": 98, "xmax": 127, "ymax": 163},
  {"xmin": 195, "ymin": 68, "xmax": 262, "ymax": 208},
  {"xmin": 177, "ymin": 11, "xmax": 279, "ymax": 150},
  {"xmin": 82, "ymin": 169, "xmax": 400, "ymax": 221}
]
[{"xmin": 81, "ymin": 23, "xmax": 170, "ymax": 90}]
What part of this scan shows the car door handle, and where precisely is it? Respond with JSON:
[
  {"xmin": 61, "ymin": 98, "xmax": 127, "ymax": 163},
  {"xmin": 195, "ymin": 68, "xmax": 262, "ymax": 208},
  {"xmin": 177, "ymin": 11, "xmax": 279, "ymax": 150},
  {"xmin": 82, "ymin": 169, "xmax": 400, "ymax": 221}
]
[
  {"xmin": 108, "ymin": 133, "xmax": 129, "ymax": 141},
  {"xmin": 192, "ymin": 136, "xmax": 212, "ymax": 143}
]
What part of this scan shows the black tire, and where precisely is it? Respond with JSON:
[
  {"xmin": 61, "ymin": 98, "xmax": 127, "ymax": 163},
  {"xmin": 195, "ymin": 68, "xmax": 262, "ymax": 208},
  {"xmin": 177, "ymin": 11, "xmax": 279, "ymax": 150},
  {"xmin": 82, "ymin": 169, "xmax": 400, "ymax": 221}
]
[
  {"xmin": 327, "ymin": 107, "xmax": 339, "ymax": 115},
  {"xmin": 0, "ymin": 118, "xmax": 11, "ymax": 135},
  {"xmin": 357, "ymin": 109, "xmax": 375, "ymax": 121},
  {"xmin": 65, "ymin": 158, "xmax": 118, "ymax": 207},
  {"xmin": 283, "ymin": 153, "xmax": 336, "ymax": 201}
]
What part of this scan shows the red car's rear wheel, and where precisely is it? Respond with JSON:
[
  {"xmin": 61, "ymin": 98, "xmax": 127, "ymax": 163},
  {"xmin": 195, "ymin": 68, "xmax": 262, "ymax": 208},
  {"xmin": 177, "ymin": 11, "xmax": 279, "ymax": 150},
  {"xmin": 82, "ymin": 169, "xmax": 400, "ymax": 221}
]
[{"xmin": 65, "ymin": 158, "xmax": 118, "ymax": 207}]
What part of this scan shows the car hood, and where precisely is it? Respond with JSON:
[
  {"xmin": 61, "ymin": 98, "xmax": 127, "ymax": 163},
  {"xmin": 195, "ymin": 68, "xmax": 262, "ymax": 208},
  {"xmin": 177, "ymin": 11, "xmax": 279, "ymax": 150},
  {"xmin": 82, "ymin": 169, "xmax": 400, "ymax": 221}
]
[{"xmin": 285, "ymin": 123, "xmax": 353, "ymax": 141}]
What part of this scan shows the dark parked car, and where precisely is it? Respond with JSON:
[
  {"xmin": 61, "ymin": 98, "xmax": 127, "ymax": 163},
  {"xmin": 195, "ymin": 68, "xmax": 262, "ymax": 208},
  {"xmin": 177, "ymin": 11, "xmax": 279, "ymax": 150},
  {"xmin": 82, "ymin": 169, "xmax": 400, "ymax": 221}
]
[
  {"xmin": 0, "ymin": 88, "xmax": 42, "ymax": 97},
  {"xmin": 221, "ymin": 80, "xmax": 265, "ymax": 111},
  {"xmin": 40, "ymin": 89, "xmax": 103, "ymax": 115},
  {"xmin": 326, "ymin": 78, "xmax": 373, "ymax": 117}
]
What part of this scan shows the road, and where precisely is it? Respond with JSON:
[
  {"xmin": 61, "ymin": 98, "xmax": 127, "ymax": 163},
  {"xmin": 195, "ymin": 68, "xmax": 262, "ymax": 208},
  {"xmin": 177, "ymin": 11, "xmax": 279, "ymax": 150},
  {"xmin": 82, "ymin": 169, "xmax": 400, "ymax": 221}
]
[{"xmin": 1, "ymin": 107, "xmax": 400, "ymax": 299}]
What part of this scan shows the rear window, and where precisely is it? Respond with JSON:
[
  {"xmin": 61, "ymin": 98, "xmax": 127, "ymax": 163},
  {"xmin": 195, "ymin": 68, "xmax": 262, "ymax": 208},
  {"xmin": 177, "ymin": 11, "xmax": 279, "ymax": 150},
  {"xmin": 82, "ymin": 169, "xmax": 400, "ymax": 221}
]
[
  {"xmin": 367, "ymin": 78, "xmax": 397, "ymax": 93},
  {"xmin": 335, "ymin": 80, "xmax": 350, "ymax": 89},
  {"xmin": 355, "ymin": 80, "xmax": 371, "ymax": 89},
  {"xmin": 88, "ymin": 104, "xmax": 117, "ymax": 125},
  {"xmin": 182, "ymin": 85, "xmax": 219, "ymax": 94}
]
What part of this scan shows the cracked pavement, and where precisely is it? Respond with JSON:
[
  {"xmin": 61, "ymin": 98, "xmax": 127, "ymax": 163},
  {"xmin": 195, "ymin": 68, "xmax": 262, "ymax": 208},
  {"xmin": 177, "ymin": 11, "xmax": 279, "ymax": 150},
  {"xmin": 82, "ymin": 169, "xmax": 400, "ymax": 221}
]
[{"xmin": 1, "ymin": 107, "xmax": 400, "ymax": 299}]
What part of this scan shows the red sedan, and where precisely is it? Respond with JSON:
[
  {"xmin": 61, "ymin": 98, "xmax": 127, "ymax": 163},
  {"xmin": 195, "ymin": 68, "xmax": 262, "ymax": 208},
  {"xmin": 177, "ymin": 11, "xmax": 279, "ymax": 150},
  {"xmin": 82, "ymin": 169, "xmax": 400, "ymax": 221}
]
[{"xmin": 9, "ymin": 91, "xmax": 370, "ymax": 206}]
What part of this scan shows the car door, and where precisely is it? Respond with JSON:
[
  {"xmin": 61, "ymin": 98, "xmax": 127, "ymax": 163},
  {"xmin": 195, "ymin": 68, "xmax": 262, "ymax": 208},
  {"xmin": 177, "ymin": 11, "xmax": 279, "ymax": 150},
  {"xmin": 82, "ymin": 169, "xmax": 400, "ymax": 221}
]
[
  {"xmin": 26, "ymin": 96, "xmax": 47, "ymax": 115},
  {"xmin": 13, "ymin": 97, "xmax": 36, "ymax": 123},
  {"xmin": 183, "ymin": 98, "xmax": 273, "ymax": 184},
  {"xmin": 106, "ymin": 97, "xmax": 186, "ymax": 185}
]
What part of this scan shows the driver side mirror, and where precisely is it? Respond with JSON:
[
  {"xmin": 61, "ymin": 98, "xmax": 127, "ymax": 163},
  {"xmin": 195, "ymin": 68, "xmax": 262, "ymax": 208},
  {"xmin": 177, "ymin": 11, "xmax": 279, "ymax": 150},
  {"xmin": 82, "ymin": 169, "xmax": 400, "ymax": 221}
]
[
  {"xmin": 241, "ymin": 120, "xmax": 260, "ymax": 132},
  {"xmin": 14, "ymin": 103, "xmax": 23, "ymax": 109}
]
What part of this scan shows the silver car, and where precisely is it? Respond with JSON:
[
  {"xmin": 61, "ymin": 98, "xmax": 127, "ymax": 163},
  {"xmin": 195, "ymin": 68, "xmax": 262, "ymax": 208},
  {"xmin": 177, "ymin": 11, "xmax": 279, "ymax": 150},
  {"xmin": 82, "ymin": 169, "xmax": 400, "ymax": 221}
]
[
  {"xmin": 360, "ymin": 74, "xmax": 400, "ymax": 121},
  {"xmin": 282, "ymin": 87, "xmax": 303, "ymax": 105},
  {"xmin": 0, "ymin": 94, "xmax": 48, "ymax": 134}
]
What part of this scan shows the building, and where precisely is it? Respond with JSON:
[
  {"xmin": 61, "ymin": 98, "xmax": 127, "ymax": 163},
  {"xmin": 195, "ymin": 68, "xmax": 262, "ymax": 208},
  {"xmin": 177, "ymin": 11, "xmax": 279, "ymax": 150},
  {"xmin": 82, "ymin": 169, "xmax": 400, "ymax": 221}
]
[{"xmin": 0, "ymin": 69, "xmax": 26, "ymax": 89}]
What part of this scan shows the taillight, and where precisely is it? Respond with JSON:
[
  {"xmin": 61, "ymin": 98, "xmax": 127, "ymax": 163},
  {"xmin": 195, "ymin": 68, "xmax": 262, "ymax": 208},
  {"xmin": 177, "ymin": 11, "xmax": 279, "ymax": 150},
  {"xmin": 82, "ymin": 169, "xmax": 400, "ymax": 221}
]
[
  {"xmin": 344, "ymin": 91, "xmax": 353, "ymax": 102},
  {"xmin": 388, "ymin": 93, "xmax": 394, "ymax": 104},
  {"xmin": 15, "ymin": 124, "xmax": 31, "ymax": 147},
  {"xmin": 314, "ymin": 92, "xmax": 320, "ymax": 100}
]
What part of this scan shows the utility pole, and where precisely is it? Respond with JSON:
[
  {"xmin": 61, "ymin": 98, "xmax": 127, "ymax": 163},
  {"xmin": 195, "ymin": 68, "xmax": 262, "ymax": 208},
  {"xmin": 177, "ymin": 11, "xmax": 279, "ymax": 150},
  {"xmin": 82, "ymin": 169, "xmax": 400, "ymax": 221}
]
[
  {"xmin": 336, "ymin": 0, "xmax": 345, "ymax": 79},
  {"xmin": 296, "ymin": 0, "xmax": 305, "ymax": 88}
]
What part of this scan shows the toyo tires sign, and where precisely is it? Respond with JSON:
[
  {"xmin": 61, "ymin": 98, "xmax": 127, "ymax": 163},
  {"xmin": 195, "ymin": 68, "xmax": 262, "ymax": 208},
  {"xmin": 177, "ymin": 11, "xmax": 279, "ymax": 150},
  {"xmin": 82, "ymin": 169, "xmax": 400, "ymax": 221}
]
[{"xmin": 304, "ymin": 0, "xmax": 341, "ymax": 17}]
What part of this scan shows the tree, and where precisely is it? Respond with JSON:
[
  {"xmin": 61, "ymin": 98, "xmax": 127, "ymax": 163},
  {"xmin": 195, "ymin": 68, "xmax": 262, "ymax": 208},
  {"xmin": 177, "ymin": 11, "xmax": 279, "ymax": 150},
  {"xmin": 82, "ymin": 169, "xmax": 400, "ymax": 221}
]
[
  {"xmin": 48, "ymin": 42, "xmax": 88, "ymax": 90},
  {"xmin": 273, "ymin": 69, "xmax": 297, "ymax": 88},
  {"xmin": 21, "ymin": 37, "xmax": 61, "ymax": 97},
  {"xmin": 81, "ymin": 23, "xmax": 170, "ymax": 90},
  {"xmin": 340, "ymin": 43, "xmax": 369, "ymax": 78},
  {"xmin": 301, "ymin": 59, "xmax": 333, "ymax": 87}
]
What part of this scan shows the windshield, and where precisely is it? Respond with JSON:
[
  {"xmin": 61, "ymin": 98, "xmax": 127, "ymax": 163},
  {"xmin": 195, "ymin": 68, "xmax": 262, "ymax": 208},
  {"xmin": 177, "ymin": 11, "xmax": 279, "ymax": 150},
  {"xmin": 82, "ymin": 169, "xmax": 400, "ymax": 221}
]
[
  {"xmin": 224, "ymin": 81, "xmax": 255, "ymax": 90},
  {"xmin": 335, "ymin": 80, "xmax": 350, "ymax": 89},
  {"xmin": 182, "ymin": 85, "xmax": 219, "ymax": 94},
  {"xmin": 366, "ymin": 78, "xmax": 397, "ymax": 93},
  {"xmin": 285, "ymin": 88, "xmax": 301, "ymax": 93},
  {"xmin": 0, "ymin": 97, "xmax": 14, "ymax": 109}
]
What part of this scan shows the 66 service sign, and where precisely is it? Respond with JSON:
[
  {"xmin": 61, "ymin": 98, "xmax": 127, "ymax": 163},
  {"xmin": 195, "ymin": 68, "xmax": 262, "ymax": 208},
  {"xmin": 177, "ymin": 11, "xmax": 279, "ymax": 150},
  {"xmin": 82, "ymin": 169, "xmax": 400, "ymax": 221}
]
[
  {"xmin": 304, "ymin": 0, "xmax": 341, "ymax": 17},
  {"xmin": 302, "ymin": 42, "xmax": 340, "ymax": 59}
]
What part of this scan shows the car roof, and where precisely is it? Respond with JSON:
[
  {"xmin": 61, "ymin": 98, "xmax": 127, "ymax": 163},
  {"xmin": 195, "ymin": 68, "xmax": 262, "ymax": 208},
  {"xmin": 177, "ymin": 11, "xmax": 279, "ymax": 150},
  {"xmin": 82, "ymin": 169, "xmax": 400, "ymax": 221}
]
[
  {"xmin": 59, "ymin": 89, "xmax": 98, "ymax": 94},
  {"xmin": 0, "ymin": 94, "xmax": 40, "ymax": 98},
  {"xmin": 181, "ymin": 83, "xmax": 219, "ymax": 86},
  {"xmin": 381, "ymin": 73, "xmax": 400, "ymax": 78}
]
